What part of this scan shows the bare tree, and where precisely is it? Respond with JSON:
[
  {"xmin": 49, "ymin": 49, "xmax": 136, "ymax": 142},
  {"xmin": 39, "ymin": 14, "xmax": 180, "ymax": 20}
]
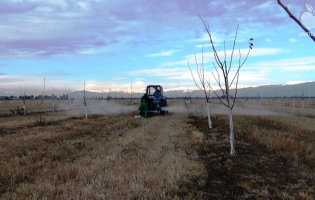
[
  {"xmin": 80, "ymin": 81, "xmax": 90, "ymax": 119},
  {"xmin": 278, "ymin": 0, "xmax": 315, "ymax": 42},
  {"xmin": 196, "ymin": 15, "xmax": 253, "ymax": 155},
  {"xmin": 52, "ymin": 87, "xmax": 55, "ymax": 112},
  {"xmin": 188, "ymin": 44, "xmax": 212, "ymax": 129},
  {"xmin": 19, "ymin": 86, "xmax": 26, "ymax": 115}
]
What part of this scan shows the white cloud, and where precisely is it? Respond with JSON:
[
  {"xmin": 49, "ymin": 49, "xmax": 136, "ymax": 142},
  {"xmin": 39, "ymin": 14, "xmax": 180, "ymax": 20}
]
[
  {"xmin": 252, "ymin": 1, "xmax": 274, "ymax": 10},
  {"xmin": 0, "ymin": 74, "xmax": 77, "ymax": 95},
  {"xmin": 77, "ymin": 2, "xmax": 89, "ymax": 10},
  {"xmin": 81, "ymin": 80, "xmax": 148, "ymax": 93},
  {"xmin": 49, "ymin": 0, "xmax": 67, "ymax": 7},
  {"xmin": 79, "ymin": 49, "xmax": 96, "ymax": 55},
  {"xmin": 36, "ymin": 7, "xmax": 53, "ymax": 12},
  {"xmin": 290, "ymin": 38, "xmax": 297, "ymax": 42},
  {"xmin": 190, "ymin": 32, "xmax": 224, "ymax": 43},
  {"xmin": 208, "ymin": 1, "xmax": 222, "ymax": 7},
  {"xmin": 253, "ymin": 56, "xmax": 315, "ymax": 67},
  {"xmin": 159, "ymin": 48, "xmax": 283, "ymax": 68},
  {"xmin": 186, "ymin": 48, "xmax": 282, "ymax": 64},
  {"xmin": 129, "ymin": 68, "xmax": 187, "ymax": 77},
  {"xmin": 224, "ymin": 1, "xmax": 246, "ymax": 11},
  {"xmin": 160, "ymin": 60, "xmax": 187, "ymax": 67},
  {"xmin": 111, "ymin": 77, "xmax": 125, "ymax": 80},
  {"xmin": 284, "ymin": 81, "xmax": 312, "ymax": 85},
  {"xmin": 145, "ymin": 50, "xmax": 180, "ymax": 57},
  {"xmin": 283, "ymin": 65, "xmax": 315, "ymax": 71},
  {"xmin": 194, "ymin": 44, "xmax": 218, "ymax": 48}
]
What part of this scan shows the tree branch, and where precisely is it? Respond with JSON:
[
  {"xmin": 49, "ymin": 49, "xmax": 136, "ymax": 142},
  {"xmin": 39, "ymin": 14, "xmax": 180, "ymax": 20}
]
[
  {"xmin": 207, "ymin": 82, "xmax": 228, "ymax": 107},
  {"xmin": 278, "ymin": 0, "xmax": 315, "ymax": 42},
  {"xmin": 228, "ymin": 25, "xmax": 239, "ymax": 74}
]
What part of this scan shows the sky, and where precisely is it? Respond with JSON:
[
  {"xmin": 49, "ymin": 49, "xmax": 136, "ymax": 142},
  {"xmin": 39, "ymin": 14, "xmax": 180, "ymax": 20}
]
[{"xmin": 0, "ymin": 0, "xmax": 315, "ymax": 96}]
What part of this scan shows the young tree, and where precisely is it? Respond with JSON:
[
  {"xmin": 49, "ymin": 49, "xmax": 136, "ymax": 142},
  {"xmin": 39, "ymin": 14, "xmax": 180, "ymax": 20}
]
[
  {"xmin": 52, "ymin": 87, "xmax": 55, "ymax": 112},
  {"xmin": 300, "ymin": 88, "xmax": 305, "ymax": 108},
  {"xmin": 188, "ymin": 44, "xmax": 212, "ymax": 129},
  {"xmin": 80, "ymin": 81, "xmax": 90, "ymax": 119},
  {"xmin": 19, "ymin": 86, "xmax": 26, "ymax": 115},
  {"xmin": 195, "ymin": 15, "xmax": 253, "ymax": 155},
  {"xmin": 277, "ymin": 0, "xmax": 315, "ymax": 42}
]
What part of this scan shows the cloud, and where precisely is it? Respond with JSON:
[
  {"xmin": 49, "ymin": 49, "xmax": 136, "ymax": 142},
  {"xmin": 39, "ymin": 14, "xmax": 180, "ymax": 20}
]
[
  {"xmin": 0, "ymin": 1, "xmax": 37, "ymax": 14},
  {"xmin": 189, "ymin": 32, "xmax": 224, "ymax": 43},
  {"xmin": 77, "ymin": 2, "xmax": 88, "ymax": 10},
  {"xmin": 0, "ymin": 0, "xmax": 300, "ymax": 60},
  {"xmin": 194, "ymin": 44, "xmax": 216, "ymax": 48},
  {"xmin": 252, "ymin": 1, "xmax": 274, "ymax": 10},
  {"xmin": 290, "ymin": 38, "xmax": 297, "ymax": 42},
  {"xmin": 161, "ymin": 48, "xmax": 283, "ymax": 68},
  {"xmin": 0, "ymin": 74, "xmax": 77, "ymax": 94},
  {"xmin": 111, "ymin": 77, "xmax": 126, "ymax": 80},
  {"xmin": 79, "ymin": 48, "xmax": 97, "ymax": 55},
  {"xmin": 283, "ymin": 65, "xmax": 315, "ymax": 71},
  {"xmin": 284, "ymin": 81, "xmax": 312, "ymax": 85},
  {"xmin": 253, "ymin": 56, "xmax": 315, "ymax": 67},
  {"xmin": 129, "ymin": 68, "xmax": 188, "ymax": 78},
  {"xmin": 145, "ymin": 50, "xmax": 180, "ymax": 57},
  {"xmin": 0, "ymin": 36, "xmax": 114, "ymax": 57}
]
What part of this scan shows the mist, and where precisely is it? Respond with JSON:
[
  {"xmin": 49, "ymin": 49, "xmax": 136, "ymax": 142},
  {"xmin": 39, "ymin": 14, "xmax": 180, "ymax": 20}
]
[
  {"xmin": 60, "ymin": 100, "xmax": 138, "ymax": 116},
  {"xmin": 168, "ymin": 100, "xmax": 279, "ymax": 116}
]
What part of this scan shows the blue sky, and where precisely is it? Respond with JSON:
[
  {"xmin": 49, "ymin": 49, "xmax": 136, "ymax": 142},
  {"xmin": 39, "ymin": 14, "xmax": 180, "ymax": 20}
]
[{"xmin": 0, "ymin": 0, "xmax": 314, "ymax": 96}]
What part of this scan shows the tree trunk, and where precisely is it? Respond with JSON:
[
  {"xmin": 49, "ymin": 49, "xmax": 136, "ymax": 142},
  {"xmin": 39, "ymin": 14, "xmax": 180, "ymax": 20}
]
[
  {"xmin": 229, "ymin": 108, "xmax": 235, "ymax": 155},
  {"xmin": 23, "ymin": 105, "xmax": 25, "ymax": 115},
  {"xmin": 85, "ymin": 105, "xmax": 88, "ymax": 119},
  {"xmin": 52, "ymin": 102, "xmax": 55, "ymax": 113},
  {"xmin": 206, "ymin": 102, "xmax": 212, "ymax": 129},
  {"xmin": 226, "ymin": 78, "xmax": 235, "ymax": 155},
  {"xmin": 292, "ymin": 98, "xmax": 295, "ymax": 114}
]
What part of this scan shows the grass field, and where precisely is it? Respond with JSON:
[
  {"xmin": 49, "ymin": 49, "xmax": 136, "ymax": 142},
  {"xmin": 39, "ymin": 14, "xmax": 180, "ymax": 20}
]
[{"xmin": 0, "ymin": 99, "xmax": 315, "ymax": 199}]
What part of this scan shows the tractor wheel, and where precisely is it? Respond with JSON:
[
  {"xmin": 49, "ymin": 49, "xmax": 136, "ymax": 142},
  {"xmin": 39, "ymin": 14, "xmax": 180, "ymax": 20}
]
[{"xmin": 160, "ymin": 110, "xmax": 166, "ymax": 115}]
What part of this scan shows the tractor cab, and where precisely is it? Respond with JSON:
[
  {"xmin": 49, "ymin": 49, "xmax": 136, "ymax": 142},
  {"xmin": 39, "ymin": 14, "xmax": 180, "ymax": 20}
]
[{"xmin": 146, "ymin": 85, "xmax": 163, "ymax": 99}]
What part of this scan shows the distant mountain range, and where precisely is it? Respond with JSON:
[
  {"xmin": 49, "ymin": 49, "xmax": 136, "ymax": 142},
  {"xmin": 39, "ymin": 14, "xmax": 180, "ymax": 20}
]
[
  {"xmin": 66, "ymin": 81, "xmax": 315, "ymax": 99},
  {"xmin": 228, "ymin": 81, "xmax": 315, "ymax": 98},
  {"xmin": 1, "ymin": 82, "xmax": 313, "ymax": 99}
]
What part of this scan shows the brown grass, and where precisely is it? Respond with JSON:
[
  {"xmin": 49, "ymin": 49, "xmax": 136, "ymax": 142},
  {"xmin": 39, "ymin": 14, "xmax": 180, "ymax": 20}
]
[
  {"xmin": 2, "ymin": 99, "xmax": 315, "ymax": 199},
  {"xmin": 235, "ymin": 115, "xmax": 315, "ymax": 170},
  {"xmin": 184, "ymin": 113, "xmax": 315, "ymax": 199},
  {"xmin": 0, "ymin": 111, "xmax": 205, "ymax": 199}
]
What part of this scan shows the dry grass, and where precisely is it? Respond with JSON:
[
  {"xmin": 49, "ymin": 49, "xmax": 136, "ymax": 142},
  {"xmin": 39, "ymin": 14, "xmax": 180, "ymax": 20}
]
[
  {"xmin": 185, "ymin": 113, "xmax": 315, "ymax": 199},
  {"xmin": 233, "ymin": 115, "xmax": 315, "ymax": 198},
  {"xmin": 0, "ymin": 111, "xmax": 205, "ymax": 199},
  {"xmin": 235, "ymin": 115, "xmax": 315, "ymax": 168},
  {"xmin": 2, "ymin": 99, "xmax": 315, "ymax": 199}
]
